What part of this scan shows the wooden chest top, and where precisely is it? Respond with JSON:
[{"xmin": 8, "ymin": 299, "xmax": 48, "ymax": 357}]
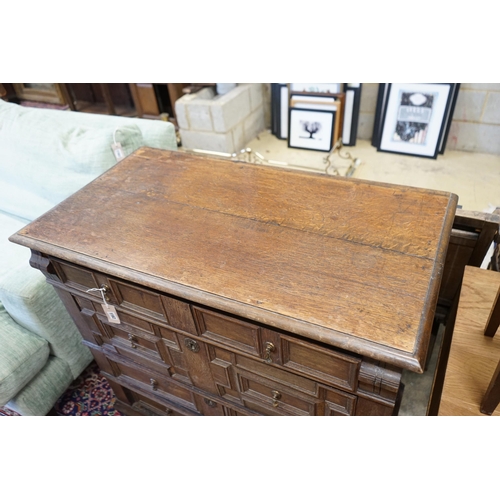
[{"xmin": 11, "ymin": 148, "xmax": 458, "ymax": 372}]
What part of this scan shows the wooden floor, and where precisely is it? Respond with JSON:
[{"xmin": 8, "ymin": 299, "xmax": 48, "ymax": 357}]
[{"xmin": 439, "ymin": 266, "xmax": 500, "ymax": 416}]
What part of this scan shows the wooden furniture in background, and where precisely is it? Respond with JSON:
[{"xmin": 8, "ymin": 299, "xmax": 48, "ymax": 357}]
[
  {"xmin": 427, "ymin": 210, "xmax": 500, "ymax": 415},
  {"xmin": 64, "ymin": 84, "xmax": 134, "ymax": 116},
  {"xmin": 11, "ymin": 149, "xmax": 457, "ymax": 416},
  {"xmin": 0, "ymin": 83, "xmax": 16, "ymax": 101},
  {"xmin": 484, "ymin": 282, "xmax": 500, "ymax": 338},
  {"xmin": 11, "ymin": 83, "xmax": 70, "ymax": 105},
  {"xmin": 129, "ymin": 83, "xmax": 187, "ymax": 123},
  {"xmin": 438, "ymin": 266, "xmax": 500, "ymax": 416},
  {"xmin": 481, "ymin": 282, "xmax": 500, "ymax": 414},
  {"xmin": 128, "ymin": 84, "xmax": 161, "ymax": 119}
]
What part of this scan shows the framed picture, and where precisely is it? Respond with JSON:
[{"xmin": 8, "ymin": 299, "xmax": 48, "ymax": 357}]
[
  {"xmin": 288, "ymin": 107, "xmax": 335, "ymax": 152},
  {"xmin": 372, "ymin": 83, "xmax": 389, "ymax": 147},
  {"xmin": 377, "ymin": 83, "xmax": 454, "ymax": 159},
  {"xmin": 342, "ymin": 83, "xmax": 362, "ymax": 146},
  {"xmin": 270, "ymin": 83, "xmax": 289, "ymax": 140},
  {"xmin": 290, "ymin": 83, "xmax": 342, "ymax": 94},
  {"xmin": 290, "ymin": 96, "xmax": 342, "ymax": 144},
  {"xmin": 438, "ymin": 83, "xmax": 461, "ymax": 154}
]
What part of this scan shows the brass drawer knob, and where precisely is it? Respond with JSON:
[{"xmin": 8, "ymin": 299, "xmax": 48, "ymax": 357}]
[
  {"xmin": 100, "ymin": 284, "xmax": 111, "ymax": 303},
  {"xmin": 264, "ymin": 342, "xmax": 275, "ymax": 363},
  {"xmin": 204, "ymin": 398, "xmax": 217, "ymax": 408},
  {"xmin": 271, "ymin": 390, "xmax": 281, "ymax": 407},
  {"xmin": 128, "ymin": 333, "xmax": 138, "ymax": 348},
  {"xmin": 150, "ymin": 378, "xmax": 158, "ymax": 391},
  {"xmin": 184, "ymin": 338, "xmax": 200, "ymax": 353}
]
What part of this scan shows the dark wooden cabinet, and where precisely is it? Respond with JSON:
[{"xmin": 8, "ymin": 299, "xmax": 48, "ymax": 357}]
[
  {"xmin": 11, "ymin": 149, "xmax": 458, "ymax": 416},
  {"xmin": 129, "ymin": 83, "xmax": 187, "ymax": 123}
]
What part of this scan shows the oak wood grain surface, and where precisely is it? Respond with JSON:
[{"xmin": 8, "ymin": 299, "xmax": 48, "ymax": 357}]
[
  {"xmin": 11, "ymin": 148, "xmax": 457, "ymax": 372},
  {"xmin": 439, "ymin": 266, "xmax": 500, "ymax": 416}
]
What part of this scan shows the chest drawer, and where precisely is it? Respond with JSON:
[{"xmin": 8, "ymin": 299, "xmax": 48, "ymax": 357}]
[
  {"xmin": 237, "ymin": 370, "xmax": 321, "ymax": 416},
  {"xmin": 123, "ymin": 389, "xmax": 196, "ymax": 416},
  {"xmin": 51, "ymin": 258, "xmax": 198, "ymax": 335},
  {"xmin": 106, "ymin": 356, "xmax": 198, "ymax": 413},
  {"xmin": 193, "ymin": 305, "xmax": 361, "ymax": 392},
  {"xmin": 234, "ymin": 356, "xmax": 357, "ymax": 416}
]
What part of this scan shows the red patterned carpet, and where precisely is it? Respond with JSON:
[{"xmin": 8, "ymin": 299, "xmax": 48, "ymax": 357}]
[{"xmin": 0, "ymin": 362, "xmax": 122, "ymax": 416}]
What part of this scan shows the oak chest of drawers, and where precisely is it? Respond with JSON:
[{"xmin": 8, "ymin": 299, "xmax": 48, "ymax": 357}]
[{"xmin": 10, "ymin": 148, "xmax": 458, "ymax": 416}]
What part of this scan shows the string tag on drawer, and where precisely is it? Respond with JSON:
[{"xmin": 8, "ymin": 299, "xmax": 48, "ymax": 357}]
[{"xmin": 86, "ymin": 287, "xmax": 121, "ymax": 324}]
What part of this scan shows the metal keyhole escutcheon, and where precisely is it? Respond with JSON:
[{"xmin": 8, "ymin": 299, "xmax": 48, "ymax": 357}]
[{"xmin": 184, "ymin": 338, "xmax": 200, "ymax": 353}]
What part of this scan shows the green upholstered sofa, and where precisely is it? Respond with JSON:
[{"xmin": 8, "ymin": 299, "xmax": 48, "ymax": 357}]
[{"xmin": 0, "ymin": 99, "xmax": 177, "ymax": 415}]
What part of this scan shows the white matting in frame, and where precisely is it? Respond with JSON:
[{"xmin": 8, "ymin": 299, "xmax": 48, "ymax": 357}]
[
  {"xmin": 290, "ymin": 83, "xmax": 342, "ymax": 94},
  {"xmin": 378, "ymin": 83, "xmax": 451, "ymax": 159},
  {"xmin": 288, "ymin": 108, "xmax": 334, "ymax": 152}
]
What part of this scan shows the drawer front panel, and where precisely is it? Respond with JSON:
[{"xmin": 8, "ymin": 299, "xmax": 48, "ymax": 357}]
[
  {"xmin": 235, "ymin": 355, "xmax": 318, "ymax": 396},
  {"xmin": 53, "ymin": 261, "xmax": 98, "ymax": 290},
  {"xmin": 321, "ymin": 387, "xmax": 357, "ymax": 416},
  {"xmin": 108, "ymin": 279, "xmax": 167, "ymax": 321},
  {"xmin": 101, "ymin": 321, "xmax": 165, "ymax": 361},
  {"xmin": 237, "ymin": 371, "xmax": 320, "ymax": 416},
  {"xmin": 52, "ymin": 259, "xmax": 198, "ymax": 336},
  {"xmin": 193, "ymin": 307, "xmax": 261, "ymax": 356},
  {"xmin": 281, "ymin": 336, "xmax": 361, "ymax": 391},
  {"xmin": 126, "ymin": 389, "xmax": 194, "ymax": 416},
  {"xmin": 111, "ymin": 358, "xmax": 197, "ymax": 411}
]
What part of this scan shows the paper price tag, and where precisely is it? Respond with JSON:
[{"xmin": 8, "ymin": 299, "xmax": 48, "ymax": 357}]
[
  {"xmin": 111, "ymin": 142, "xmax": 125, "ymax": 160},
  {"xmin": 102, "ymin": 303, "xmax": 121, "ymax": 324}
]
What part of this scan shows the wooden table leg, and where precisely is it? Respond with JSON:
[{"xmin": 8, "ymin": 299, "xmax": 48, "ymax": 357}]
[{"xmin": 485, "ymin": 286, "xmax": 500, "ymax": 337}]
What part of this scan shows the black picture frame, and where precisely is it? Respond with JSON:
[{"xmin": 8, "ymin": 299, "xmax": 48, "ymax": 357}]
[
  {"xmin": 372, "ymin": 83, "xmax": 389, "ymax": 147},
  {"xmin": 270, "ymin": 83, "xmax": 289, "ymax": 140},
  {"xmin": 342, "ymin": 83, "xmax": 362, "ymax": 146},
  {"xmin": 377, "ymin": 83, "xmax": 455, "ymax": 159},
  {"xmin": 288, "ymin": 107, "xmax": 335, "ymax": 152},
  {"xmin": 438, "ymin": 83, "xmax": 461, "ymax": 154}
]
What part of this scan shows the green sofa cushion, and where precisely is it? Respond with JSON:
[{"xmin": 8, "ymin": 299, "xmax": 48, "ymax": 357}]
[
  {"xmin": 0, "ymin": 211, "xmax": 31, "ymax": 282},
  {"xmin": 6, "ymin": 356, "xmax": 73, "ymax": 416},
  {"xmin": 0, "ymin": 262, "xmax": 93, "ymax": 379},
  {"xmin": 0, "ymin": 100, "xmax": 145, "ymax": 220},
  {"xmin": 0, "ymin": 303, "xmax": 50, "ymax": 406}
]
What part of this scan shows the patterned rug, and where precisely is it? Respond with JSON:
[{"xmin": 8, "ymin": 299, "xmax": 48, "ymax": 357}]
[{"xmin": 0, "ymin": 362, "xmax": 122, "ymax": 416}]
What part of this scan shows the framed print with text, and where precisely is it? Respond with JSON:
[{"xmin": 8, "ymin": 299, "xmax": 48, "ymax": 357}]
[{"xmin": 377, "ymin": 83, "xmax": 454, "ymax": 159}]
